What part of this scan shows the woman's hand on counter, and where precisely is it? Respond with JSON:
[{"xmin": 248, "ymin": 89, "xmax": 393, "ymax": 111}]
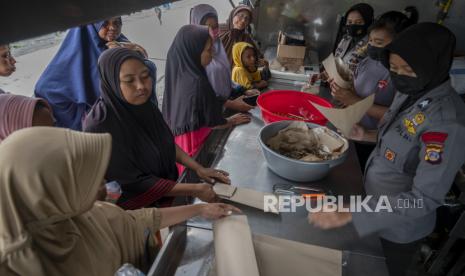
[
  {"xmin": 196, "ymin": 167, "xmax": 231, "ymax": 184},
  {"xmin": 308, "ymin": 210, "xmax": 352, "ymax": 229},
  {"xmin": 226, "ymin": 96, "xmax": 254, "ymax": 112},
  {"xmin": 244, "ymin": 89, "xmax": 260, "ymax": 97},
  {"xmin": 193, "ymin": 183, "xmax": 220, "ymax": 203},
  {"xmin": 158, "ymin": 203, "xmax": 241, "ymax": 228},
  {"xmin": 198, "ymin": 203, "xmax": 242, "ymax": 220},
  {"xmin": 227, "ymin": 113, "xmax": 251, "ymax": 126},
  {"xmin": 213, "ymin": 113, "xmax": 251, "ymax": 130}
]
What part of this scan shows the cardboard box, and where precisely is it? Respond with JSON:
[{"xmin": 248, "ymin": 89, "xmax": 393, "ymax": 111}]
[
  {"xmin": 276, "ymin": 32, "xmax": 306, "ymax": 60},
  {"xmin": 273, "ymin": 57, "xmax": 304, "ymax": 72},
  {"xmin": 277, "ymin": 44, "xmax": 306, "ymax": 60}
]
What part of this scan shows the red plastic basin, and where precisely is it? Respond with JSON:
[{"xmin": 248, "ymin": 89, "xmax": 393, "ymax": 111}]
[{"xmin": 257, "ymin": 90, "xmax": 332, "ymax": 125}]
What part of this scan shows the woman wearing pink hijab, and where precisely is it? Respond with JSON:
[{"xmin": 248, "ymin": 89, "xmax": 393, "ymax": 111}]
[{"xmin": 0, "ymin": 94, "xmax": 54, "ymax": 142}]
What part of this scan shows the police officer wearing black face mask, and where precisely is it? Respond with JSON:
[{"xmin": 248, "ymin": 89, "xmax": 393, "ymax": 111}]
[
  {"xmin": 331, "ymin": 8, "xmax": 419, "ymax": 170},
  {"xmin": 334, "ymin": 3, "xmax": 374, "ymax": 73},
  {"xmin": 310, "ymin": 23, "xmax": 465, "ymax": 276}
]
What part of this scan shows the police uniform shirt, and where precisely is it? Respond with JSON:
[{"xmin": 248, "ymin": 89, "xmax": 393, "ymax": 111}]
[
  {"xmin": 354, "ymin": 57, "xmax": 396, "ymax": 130},
  {"xmin": 352, "ymin": 81, "xmax": 465, "ymax": 243},
  {"xmin": 334, "ymin": 35, "xmax": 368, "ymax": 73}
]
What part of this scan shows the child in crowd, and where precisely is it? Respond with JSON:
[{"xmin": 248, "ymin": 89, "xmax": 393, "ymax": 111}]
[{"xmin": 231, "ymin": 42, "xmax": 268, "ymax": 89}]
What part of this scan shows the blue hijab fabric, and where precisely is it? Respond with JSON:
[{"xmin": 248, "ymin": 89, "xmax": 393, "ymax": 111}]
[{"xmin": 35, "ymin": 19, "xmax": 128, "ymax": 130}]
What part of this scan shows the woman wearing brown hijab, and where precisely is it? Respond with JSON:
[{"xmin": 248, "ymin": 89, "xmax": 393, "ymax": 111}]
[
  {"xmin": 0, "ymin": 127, "xmax": 239, "ymax": 276},
  {"xmin": 219, "ymin": 5, "xmax": 266, "ymax": 67}
]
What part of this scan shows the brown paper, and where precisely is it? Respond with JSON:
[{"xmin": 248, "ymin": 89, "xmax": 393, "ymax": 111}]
[
  {"xmin": 213, "ymin": 183, "xmax": 237, "ymax": 198},
  {"xmin": 311, "ymin": 94, "xmax": 375, "ymax": 137},
  {"xmin": 213, "ymin": 216, "xmax": 342, "ymax": 276},
  {"xmin": 213, "ymin": 183, "xmax": 279, "ymax": 214},
  {"xmin": 213, "ymin": 215, "xmax": 260, "ymax": 276},
  {"xmin": 322, "ymin": 54, "xmax": 351, "ymax": 89},
  {"xmin": 253, "ymin": 234, "xmax": 342, "ymax": 276}
]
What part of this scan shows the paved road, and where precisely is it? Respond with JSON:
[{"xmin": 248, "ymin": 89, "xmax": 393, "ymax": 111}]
[{"xmin": 0, "ymin": 0, "xmax": 236, "ymax": 98}]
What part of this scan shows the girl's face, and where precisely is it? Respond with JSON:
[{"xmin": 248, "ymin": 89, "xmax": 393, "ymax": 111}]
[
  {"xmin": 232, "ymin": 10, "xmax": 251, "ymax": 30},
  {"xmin": 346, "ymin": 10, "xmax": 365, "ymax": 26},
  {"xmin": 368, "ymin": 29, "xmax": 393, "ymax": 48},
  {"xmin": 119, "ymin": 58, "xmax": 153, "ymax": 105},
  {"xmin": 389, "ymin": 53, "xmax": 417, "ymax": 77},
  {"xmin": 98, "ymin": 17, "xmax": 122, "ymax": 42},
  {"xmin": 241, "ymin": 47, "xmax": 256, "ymax": 68},
  {"xmin": 204, "ymin": 17, "xmax": 220, "ymax": 40},
  {"xmin": 0, "ymin": 45, "xmax": 16, "ymax": 77},
  {"xmin": 201, "ymin": 37, "xmax": 214, "ymax": 67}
]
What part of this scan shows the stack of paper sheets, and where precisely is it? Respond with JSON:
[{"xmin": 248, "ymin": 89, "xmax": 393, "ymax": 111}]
[{"xmin": 213, "ymin": 216, "xmax": 342, "ymax": 276}]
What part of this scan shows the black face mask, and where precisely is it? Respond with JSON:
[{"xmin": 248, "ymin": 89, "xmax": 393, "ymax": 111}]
[
  {"xmin": 345, "ymin": 24, "xmax": 367, "ymax": 38},
  {"xmin": 390, "ymin": 72, "xmax": 425, "ymax": 96},
  {"xmin": 367, "ymin": 44, "xmax": 385, "ymax": 62}
]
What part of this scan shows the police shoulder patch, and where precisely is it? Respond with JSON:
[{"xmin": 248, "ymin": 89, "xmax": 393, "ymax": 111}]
[{"xmin": 421, "ymin": 132, "xmax": 448, "ymax": 165}]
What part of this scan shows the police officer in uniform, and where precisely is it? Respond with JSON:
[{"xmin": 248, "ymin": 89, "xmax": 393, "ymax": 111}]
[
  {"xmin": 334, "ymin": 3, "xmax": 374, "ymax": 73},
  {"xmin": 309, "ymin": 23, "xmax": 465, "ymax": 276}
]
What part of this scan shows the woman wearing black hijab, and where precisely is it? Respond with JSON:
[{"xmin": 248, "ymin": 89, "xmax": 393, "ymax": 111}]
[
  {"xmin": 333, "ymin": 3, "xmax": 374, "ymax": 73},
  {"xmin": 162, "ymin": 25, "xmax": 249, "ymax": 172},
  {"xmin": 309, "ymin": 23, "xmax": 465, "ymax": 276},
  {"xmin": 83, "ymin": 47, "xmax": 231, "ymax": 210}
]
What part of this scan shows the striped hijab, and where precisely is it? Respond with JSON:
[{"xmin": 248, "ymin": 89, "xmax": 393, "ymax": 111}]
[{"xmin": 0, "ymin": 94, "xmax": 52, "ymax": 142}]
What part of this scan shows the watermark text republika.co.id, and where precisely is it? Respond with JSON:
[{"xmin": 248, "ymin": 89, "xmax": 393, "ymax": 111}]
[{"xmin": 264, "ymin": 195, "xmax": 424, "ymax": 213}]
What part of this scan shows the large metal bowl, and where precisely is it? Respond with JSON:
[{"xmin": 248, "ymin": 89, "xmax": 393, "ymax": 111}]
[{"xmin": 258, "ymin": 120, "xmax": 349, "ymax": 182}]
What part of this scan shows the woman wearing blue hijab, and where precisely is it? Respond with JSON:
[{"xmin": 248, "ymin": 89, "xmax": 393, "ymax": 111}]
[{"xmin": 34, "ymin": 17, "xmax": 146, "ymax": 130}]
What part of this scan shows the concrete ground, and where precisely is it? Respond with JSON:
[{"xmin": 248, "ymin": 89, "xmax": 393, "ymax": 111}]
[{"xmin": 0, "ymin": 0, "xmax": 236, "ymax": 103}]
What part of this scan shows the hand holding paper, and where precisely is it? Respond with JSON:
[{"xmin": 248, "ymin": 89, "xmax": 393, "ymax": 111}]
[
  {"xmin": 310, "ymin": 94, "xmax": 375, "ymax": 137},
  {"xmin": 213, "ymin": 183, "xmax": 279, "ymax": 214},
  {"xmin": 322, "ymin": 54, "xmax": 351, "ymax": 89}
]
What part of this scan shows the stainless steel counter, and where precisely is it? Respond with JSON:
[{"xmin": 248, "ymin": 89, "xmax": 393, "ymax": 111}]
[
  {"xmin": 164, "ymin": 226, "xmax": 388, "ymax": 276},
  {"xmin": 150, "ymin": 83, "xmax": 389, "ymax": 276},
  {"xmin": 187, "ymin": 107, "xmax": 384, "ymax": 254}
]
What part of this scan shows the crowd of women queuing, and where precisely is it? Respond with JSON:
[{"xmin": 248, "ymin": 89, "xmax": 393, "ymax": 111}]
[{"xmin": 1, "ymin": 2, "xmax": 465, "ymax": 276}]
